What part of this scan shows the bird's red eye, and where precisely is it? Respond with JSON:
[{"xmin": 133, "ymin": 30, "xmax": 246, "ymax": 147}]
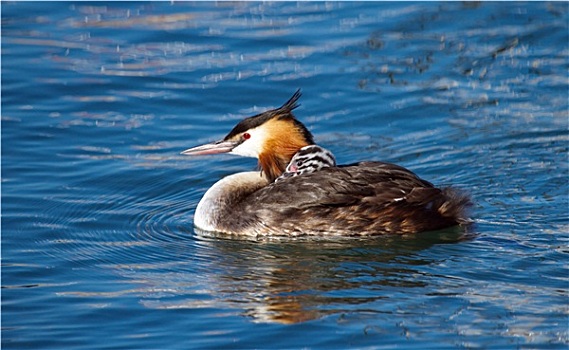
[{"xmin": 243, "ymin": 132, "xmax": 251, "ymax": 140}]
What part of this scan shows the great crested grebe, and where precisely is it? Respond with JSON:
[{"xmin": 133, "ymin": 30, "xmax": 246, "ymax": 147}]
[{"xmin": 182, "ymin": 90, "xmax": 471, "ymax": 236}]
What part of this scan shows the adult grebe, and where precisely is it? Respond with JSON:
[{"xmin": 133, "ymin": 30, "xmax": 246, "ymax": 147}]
[{"xmin": 182, "ymin": 90, "xmax": 471, "ymax": 236}]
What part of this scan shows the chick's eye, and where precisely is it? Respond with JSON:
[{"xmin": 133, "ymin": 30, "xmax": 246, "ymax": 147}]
[{"xmin": 243, "ymin": 132, "xmax": 251, "ymax": 140}]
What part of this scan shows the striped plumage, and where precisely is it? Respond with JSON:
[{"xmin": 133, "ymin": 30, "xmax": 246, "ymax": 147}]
[{"xmin": 275, "ymin": 145, "xmax": 336, "ymax": 183}]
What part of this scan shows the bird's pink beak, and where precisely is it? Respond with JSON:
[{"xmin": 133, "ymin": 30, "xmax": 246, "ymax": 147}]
[{"xmin": 180, "ymin": 140, "xmax": 239, "ymax": 156}]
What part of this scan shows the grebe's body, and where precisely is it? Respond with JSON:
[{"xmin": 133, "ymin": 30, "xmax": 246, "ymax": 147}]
[{"xmin": 182, "ymin": 91, "xmax": 470, "ymax": 236}]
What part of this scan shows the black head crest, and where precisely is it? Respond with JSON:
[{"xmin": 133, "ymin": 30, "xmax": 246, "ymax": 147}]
[
  {"xmin": 280, "ymin": 89, "xmax": 302, "ymax": 115},
  {"xmin": 224, "ymin": 89, "xmax": 313, "ymax": 144}
]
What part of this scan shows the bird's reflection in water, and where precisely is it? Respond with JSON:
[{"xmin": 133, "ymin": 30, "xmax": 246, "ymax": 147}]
[{"xmin": 176, "ymin": 228, "xmax": 469, "ymax": 324}]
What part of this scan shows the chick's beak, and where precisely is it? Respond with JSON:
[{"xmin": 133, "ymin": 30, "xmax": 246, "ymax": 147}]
[{"xmin": 180, "ymin": 140, "xmax": 240, "ymax": 156}]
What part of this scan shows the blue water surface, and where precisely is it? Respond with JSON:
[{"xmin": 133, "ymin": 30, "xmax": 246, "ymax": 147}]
[{"xmin": 2, "ymin": 2, "xmax": 568, "ymax": 349}]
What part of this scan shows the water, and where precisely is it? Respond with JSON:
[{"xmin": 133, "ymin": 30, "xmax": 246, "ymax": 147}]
[{"xmin": 2, "ymin": 2, "xmax": 568, "ymax": 349}]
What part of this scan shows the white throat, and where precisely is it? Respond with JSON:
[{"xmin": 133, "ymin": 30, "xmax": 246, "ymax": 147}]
[{"xmin": 194, "ymin": 171, "xmax": 269, "ymax": 232}]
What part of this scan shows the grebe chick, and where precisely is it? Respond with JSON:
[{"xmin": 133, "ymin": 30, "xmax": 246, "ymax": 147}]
[
  {"xmin": 275, "ymin": 145, "xmax": 336, "ymax": 183},
  {"xmin": 181, "ymin": 90, "xmax": 471, "ymax": 236}
]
